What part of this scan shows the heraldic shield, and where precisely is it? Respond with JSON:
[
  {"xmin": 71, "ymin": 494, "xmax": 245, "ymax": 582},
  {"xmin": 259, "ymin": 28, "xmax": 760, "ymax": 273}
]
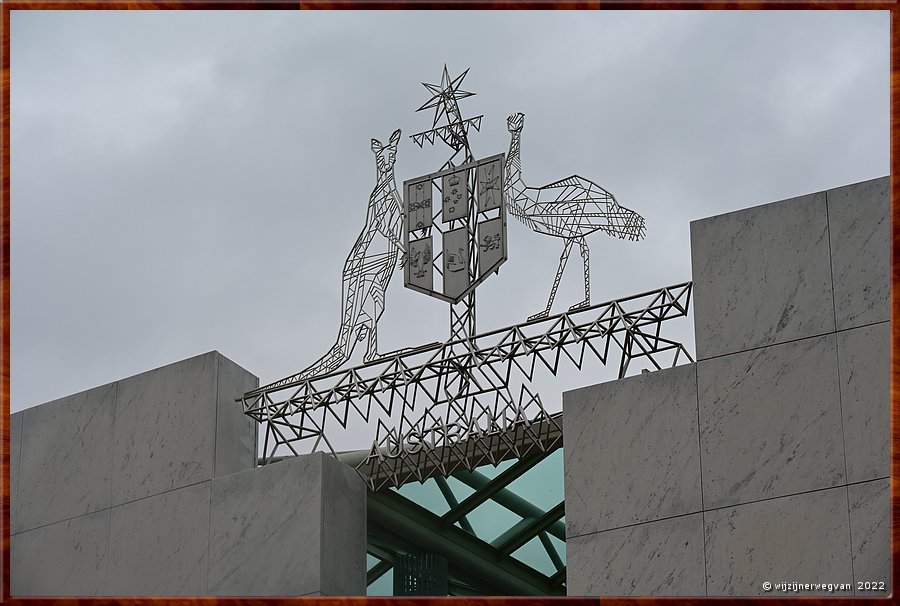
[{"xmin": 403, "ymin": 153, "xmax": 507, "ymax": 303}]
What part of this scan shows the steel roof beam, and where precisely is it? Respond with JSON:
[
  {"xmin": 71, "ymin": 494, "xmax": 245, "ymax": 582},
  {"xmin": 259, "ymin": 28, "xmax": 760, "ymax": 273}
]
[
  {"xmin": 450, "ymin": 460, "xmax": 566, "ymax": 542},
  {"xmin": 440, "ymin": 452, "xmax": 546, "ymax": 527},
  {"xmin": 539, "ymin": 531, "xmax": 564, "ymax": 573},
  {"xmin": 490, "ymin": 516, "xmax": 537, "ymax": 549},
  {"xmin": 497, "ymin": 501, "xmax": 566, "ymax": 556},
  {"xmin": 434, "ymin": 475, "xmax": 475, "ymax": 534},
  {"xmin": 370, "ymin": 526, "xmax": 504, "ymax": 595},
  {"xmin": 550, "ymin": 567, "xmax": 567, "ymax": 587},
  {"xmin": 367, "ymin": 560, "xmax": 392, "ymax": 585},
  {"xmin": 369, "ymin": 488, "xmax": 564, "ymax": 596}
]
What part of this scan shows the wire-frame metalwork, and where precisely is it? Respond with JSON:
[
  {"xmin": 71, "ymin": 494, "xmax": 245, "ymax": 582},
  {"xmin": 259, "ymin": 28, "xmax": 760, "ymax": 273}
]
[
  {"xmin": 240, "ymin": 282, "xmax": 693, "ymax": 490},
  {"xmin": 504, "ymin": 112, "xmax": 648, "ymax": 321},
  {"xmin": 271, "ymin": 129, "xmax": 405, "ymax": 388},
  {"xmin": 412, "ymin": 65, "xmax": 480, "ymax": 170},
  {"xmin": 410, "ymin": 65, "xmax": 486, "ymax": 342}
]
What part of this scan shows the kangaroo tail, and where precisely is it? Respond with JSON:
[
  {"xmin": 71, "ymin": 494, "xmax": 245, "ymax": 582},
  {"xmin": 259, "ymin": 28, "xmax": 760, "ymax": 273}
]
[{"xmin": 295, "ymin": 332, "xmax": 353, "ymax": 381}]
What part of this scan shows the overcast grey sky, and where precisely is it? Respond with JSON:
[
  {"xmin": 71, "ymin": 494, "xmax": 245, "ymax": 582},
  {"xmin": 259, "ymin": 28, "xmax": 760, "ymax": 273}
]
[{"xmin": 11, "ymin": 10, "xmax": 889, "ymax": 429}]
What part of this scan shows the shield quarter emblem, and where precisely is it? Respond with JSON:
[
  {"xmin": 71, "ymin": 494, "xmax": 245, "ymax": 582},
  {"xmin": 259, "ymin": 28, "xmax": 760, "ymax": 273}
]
[{"xmin": 403, "ymin": 153, "xmax": 506, "ymax": 303}]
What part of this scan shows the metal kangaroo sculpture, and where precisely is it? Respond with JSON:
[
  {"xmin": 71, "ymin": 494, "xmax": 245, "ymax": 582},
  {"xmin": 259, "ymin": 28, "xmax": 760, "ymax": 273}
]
[
  {"xmin": 296, "ymin": 129, "xmax": 404, "ymax": 380},
  {"xmin": 504, "ymin": 112, "xmax": 647, "ymax": 320},
  {"xmin": 242, "ymin": 70, "xmax": 697, "ymax": 493}
]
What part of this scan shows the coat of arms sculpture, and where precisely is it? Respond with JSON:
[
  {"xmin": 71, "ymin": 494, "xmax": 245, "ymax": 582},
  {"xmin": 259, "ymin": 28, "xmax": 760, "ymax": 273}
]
[{"xmin": 239, "ymin": 66, "xmax": 694, "ymax": 490}]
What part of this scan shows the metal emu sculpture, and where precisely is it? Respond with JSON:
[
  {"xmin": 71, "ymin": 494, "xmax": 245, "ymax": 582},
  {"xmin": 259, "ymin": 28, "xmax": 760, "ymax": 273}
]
[
  {"xmin": 240, "ymin": 73, "xmax": 697, "ymax": 490},
  {"xmin": 292, "ymin": 129, "xmax": 404, "ymax": 381},
  {"xmin": 504, "ymin": 112, "xmax": 647, "ymax": 321}
]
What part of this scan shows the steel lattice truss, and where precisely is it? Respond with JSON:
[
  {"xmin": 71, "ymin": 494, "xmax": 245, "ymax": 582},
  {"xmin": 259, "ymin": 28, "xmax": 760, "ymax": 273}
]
[
  {"xmin": 241, "ymin": 282, "xmax": 693, "ymax": 490},
  {"xmin": 504, "ymin": 112, "xmax": 648, "ymax": 321},
  {"xmin": 268, "ymin": 129, "xmax": 405, "ymax": 389},
  {"xmin": 410, "ymin": 115, "xmax": 483, "ymax": 156},
  {"xmin": 409, "ymin": 66, "xmax": 484, "ymax": 342}
]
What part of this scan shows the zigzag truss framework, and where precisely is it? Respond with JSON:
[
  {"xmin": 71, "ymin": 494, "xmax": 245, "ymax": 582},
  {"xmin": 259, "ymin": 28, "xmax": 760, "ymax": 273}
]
[{"xmin": 241, "ymin": 282, "xmax": 693, "ymax": 490}]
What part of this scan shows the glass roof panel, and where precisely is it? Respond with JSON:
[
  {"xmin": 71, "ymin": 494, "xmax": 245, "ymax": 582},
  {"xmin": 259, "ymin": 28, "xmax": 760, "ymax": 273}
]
[
  {"xmin": 367, "ymin": 566, "xmax": 393, "ymax": 596},
  {"xmin": 459, "ymin": 493, "xmax": 522, "ymax": 544},
  {"xmin": 443, "ymin": 473, "xmax": 477, "ymax": 500},
  {"xmin": 510, "ymin": 534, "xmax": 558, "ymax": 577},
  {"xmin": 391, "ymin": 479, "xmax": 444, "ymax": 516},
  {"xmin": 475, "ymin": 456, "xmax": 516, "ymax": 480},
  {"xmin": 368, "ymin": 447, "xmax": 567, "ymax": 595},
  {"xmin": 391, "ymin": 472, "xmax": 478, "ymax": 517},
  {"xmin": 504, "ymin": 448, "xmax": 564, "ymax": 512}
]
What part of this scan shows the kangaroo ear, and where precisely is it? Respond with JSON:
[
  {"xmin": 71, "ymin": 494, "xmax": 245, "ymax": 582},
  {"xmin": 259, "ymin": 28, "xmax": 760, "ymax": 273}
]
[
  {"xmin": 371, "ymin": 138, "xmax": 383, "ymax": 153},
  {"xmin": 389, "ymin": 129, "xmax": 401, "ymax": 147}
]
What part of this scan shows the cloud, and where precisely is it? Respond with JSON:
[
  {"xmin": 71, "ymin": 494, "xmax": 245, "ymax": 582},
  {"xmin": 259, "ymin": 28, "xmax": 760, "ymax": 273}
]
[{"xmin": 10, "ymin": 9, "xmax": 888, "ymax": 446}]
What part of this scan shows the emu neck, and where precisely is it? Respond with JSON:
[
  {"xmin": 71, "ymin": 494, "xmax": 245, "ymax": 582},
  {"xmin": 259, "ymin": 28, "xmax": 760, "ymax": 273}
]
[
  {"xmin": 507, "ymin": 130, "xmax": 523, "ymax": 186},
  {"xmin": 505, "ymin": 130, "xmax": 530, "ymax": 222}
]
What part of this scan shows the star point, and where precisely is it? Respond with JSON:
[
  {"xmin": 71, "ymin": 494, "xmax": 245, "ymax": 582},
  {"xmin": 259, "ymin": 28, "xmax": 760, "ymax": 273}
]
[{"xmin": 416, "ymin": 65, "xmax": 476, "ymax": 128}]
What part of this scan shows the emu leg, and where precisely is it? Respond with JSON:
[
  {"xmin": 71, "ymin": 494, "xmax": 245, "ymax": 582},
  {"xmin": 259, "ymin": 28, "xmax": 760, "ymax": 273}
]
[
  {"xmin": 529, "ymin": 239, "xmax": 574, "ymax": 321},
  {"xmin": 569, "ymin": 237, "xmax": 591, "ymax": 311}
]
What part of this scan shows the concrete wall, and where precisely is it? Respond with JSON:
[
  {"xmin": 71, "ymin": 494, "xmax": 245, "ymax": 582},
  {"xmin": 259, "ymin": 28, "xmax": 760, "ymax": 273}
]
[
  {"xmin": 10, "ymin": 351, "xmax": 367, "ymax": 596},
  {"xmin": 208, "ymin": 453, "xmax": 367, "ymax": 596},
  {"xmin": 564, "ymin": 176, "xmax": 889, "ymax": 597}
]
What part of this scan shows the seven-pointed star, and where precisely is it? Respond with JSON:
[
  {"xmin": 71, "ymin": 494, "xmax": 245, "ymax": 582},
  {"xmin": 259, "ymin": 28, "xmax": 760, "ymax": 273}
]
[
  {"xmin": 479, "ymin": 165, "xmax": 500, "ymax": 193},
  {"xmin": 417, "ymin": 65, "xmax": 475, "ymax": 127}
]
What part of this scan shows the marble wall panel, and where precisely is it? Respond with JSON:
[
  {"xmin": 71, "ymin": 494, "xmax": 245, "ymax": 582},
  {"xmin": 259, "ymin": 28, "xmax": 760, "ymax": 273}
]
[
  {"xmin": 827, "ymin": 177, "xmax": 890, "ymax": 330},
  {"xmin": 837, "ymin": 322, "xmax": 890, "ymax": 483},
  {"xmin": 10, "ymin": 410, "xmax": 23, "ymax": 533},
  {"xmin": 691, "ymin": 192, "xmax": 834, "ymax": 359},
  {"xmin": 704, "ymin": 488, "xmax": 853, "ymax": 596},
  {"xmin": 208, "ymin": 455, "xmax": 324, "ymax": 596},
  {"xmin": 698, "ymin": 335, "xmax": 845, "ymax": 508},
  {"xmin": 321, "ymin": 454, "xmax": 367, "ymax": 596},
  {"xmin": 564, "ymin": 365, "xmax": 702, "ymax": 536},
  {"xmin": 566, "ymin": 514, "xmax": 705, "ymax": 596},
  {"xmin": 16, "ymin": 383, "xmax": 116, "ymax": 533},
  {"xmin": 112, "ymin": 352, "xmax": 217, "ymax": 505},
  {"xmin": 11, "ymin": 509, "xmax": 110, "ymax": 596},
  {"xmin": 214, "ymin": 353, "xmax": 258, "ymax": 478},
  {"xmin": 108, "ymin": 481, "xmax": 211, "ymax": 596},
  {"xmin": 849, "ymin": 479, "xmax": 890, "ymax": 595}
]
